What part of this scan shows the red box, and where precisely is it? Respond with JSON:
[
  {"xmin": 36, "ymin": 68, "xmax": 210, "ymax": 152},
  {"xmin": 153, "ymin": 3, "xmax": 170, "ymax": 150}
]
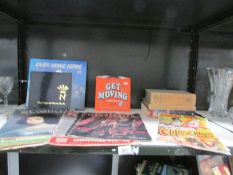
[{"xmin": 95, "ymin": 76, "xmax": 131, "ymax": 111}]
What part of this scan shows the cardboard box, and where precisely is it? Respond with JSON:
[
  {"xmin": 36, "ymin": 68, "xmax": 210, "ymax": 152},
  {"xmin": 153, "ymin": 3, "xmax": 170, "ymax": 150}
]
[
  {"xmin": 145, "ymin": 89, "xmax": 196, "ymax": 107},
  {"xmin": 95, "ymin": 76, "xmax": 131, "ymax": 111}
]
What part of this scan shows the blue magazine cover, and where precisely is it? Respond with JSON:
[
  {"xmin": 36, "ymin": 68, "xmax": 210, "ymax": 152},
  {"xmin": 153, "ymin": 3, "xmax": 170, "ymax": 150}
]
[{"xmin": 26, "ymin": 58, "xmax": 87, "ymax": 110}]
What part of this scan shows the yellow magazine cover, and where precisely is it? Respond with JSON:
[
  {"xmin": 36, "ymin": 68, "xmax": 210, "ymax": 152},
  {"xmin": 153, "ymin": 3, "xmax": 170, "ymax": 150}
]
[{"xmin": 158, "ymin": 113, "xmax": 230, "ymax": 154}]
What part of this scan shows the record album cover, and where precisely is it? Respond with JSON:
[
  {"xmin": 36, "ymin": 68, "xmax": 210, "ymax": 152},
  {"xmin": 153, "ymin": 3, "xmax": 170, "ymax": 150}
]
[
  {"xmin": 0, "ymin": 109, "xmax": 62, "ymax": 138},
  {"xmin": 28, "ymin": 72, "xmax": 72, "ymax": 110},
  {"xmin": 26, "ymin": 58, "xmax": 87, "ymax": 110},
  {"xmin": 68, "ymin": 112, "xmax": 151, "ymax": 141}
]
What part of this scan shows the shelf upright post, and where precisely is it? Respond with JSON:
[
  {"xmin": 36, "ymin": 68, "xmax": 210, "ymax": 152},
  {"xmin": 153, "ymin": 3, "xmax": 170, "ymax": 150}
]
[
  {"xmin": 17, "ymin": 23, "xmax": 27, "ymax": 105},
  {"xmin": 7, "ymin": 152, "xmax": 19, "ymax": 175},
  {"xmin": 188, "ymin": 32, "xmax": 199, "ymax": 93},
  {"xmin": 111, "ymin": 154, "xmax": 119, "ymax": 175}
]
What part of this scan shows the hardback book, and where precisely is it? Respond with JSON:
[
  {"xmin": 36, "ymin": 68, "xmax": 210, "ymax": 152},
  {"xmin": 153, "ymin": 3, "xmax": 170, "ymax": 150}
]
[
  {"xmin": 144, "ymin": 89, "xmax": 196, "ymax": 107},
  {"xmin": 26, "ymin": 58, "xmax": 87, "ymax": 110},
  {"xmin": 95, "ymin": 76, "xmax": 131, "ymax": 111},
  {"xmin": 143, "ymin": 99, "xmax": 196, "ymax": 111}
]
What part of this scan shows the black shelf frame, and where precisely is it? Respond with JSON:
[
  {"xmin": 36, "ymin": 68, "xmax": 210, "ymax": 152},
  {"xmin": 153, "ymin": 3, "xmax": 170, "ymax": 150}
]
[
  {"xmin": 0, "ymin": 0, "xmax": 232, "ymax": 149},
  {"xmin": 0, "ymin": 2, "xmax": 233, "ymax": 175},
  {"xmin": 1, "ymin": 1, "xmax": 233, "ymax": 104}
]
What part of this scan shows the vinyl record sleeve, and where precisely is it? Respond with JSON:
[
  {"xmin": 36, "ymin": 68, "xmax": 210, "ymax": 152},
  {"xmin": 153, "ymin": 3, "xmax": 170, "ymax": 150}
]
[
  {"xmin": 0, "ymin": 109, "xmax": 62, "ymax": 138},
  {"xmin": 28, "ymin": 71, "xmax": 72, "ymax": 110},
  {"xmin": 68, "ymin": 112, "xmax": 151, "ymax": 141},
  {"xmin": 26, "ymin": 58, "xmax": 87, "ymax": 110}
]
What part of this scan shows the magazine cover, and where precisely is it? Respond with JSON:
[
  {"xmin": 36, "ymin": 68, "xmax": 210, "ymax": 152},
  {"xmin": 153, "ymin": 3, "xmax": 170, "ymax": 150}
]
[
  {"xmin": 0, "ymin": 109, "xmax": 63, "ymax": 150},
  {"xmin": 26, "ymin": 58, "xmax": 87, "ymax": 110},
  {"xmin": 157, "ymin": 113, "xmax": 230, "ymax": 154},
  {"xmin": 68, "ymin": 112, "xmax": 151, "ymax": 141}
]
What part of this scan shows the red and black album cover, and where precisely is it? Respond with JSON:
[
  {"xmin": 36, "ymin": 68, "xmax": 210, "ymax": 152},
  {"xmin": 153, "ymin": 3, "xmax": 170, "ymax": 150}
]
[{"xmin": 67, "ymin": 112, "xmax": 151, "ymax": 141}]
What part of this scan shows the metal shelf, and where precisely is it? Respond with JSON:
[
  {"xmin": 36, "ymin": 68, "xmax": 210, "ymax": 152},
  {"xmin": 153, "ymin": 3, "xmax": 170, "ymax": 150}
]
[{"xmin": 1, "ymin": 0, "xmax": 233, "ymax": 32}]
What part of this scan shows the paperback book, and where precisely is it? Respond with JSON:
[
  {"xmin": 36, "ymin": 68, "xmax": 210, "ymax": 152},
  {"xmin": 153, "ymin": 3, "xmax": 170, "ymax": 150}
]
[{"xmin": 26, "ymin": 58, "xmax": 87, "ymax": 110}]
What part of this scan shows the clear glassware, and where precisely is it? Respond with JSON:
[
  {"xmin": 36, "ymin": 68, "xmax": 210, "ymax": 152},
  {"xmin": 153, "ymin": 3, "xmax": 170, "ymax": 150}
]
[
  {"xmin": 207, "ymin": 67, "xmax": 233, "ymax": 117},
  {"xmin": 0, "ymin": 76, "xmax": 14, "ymax": 105}
]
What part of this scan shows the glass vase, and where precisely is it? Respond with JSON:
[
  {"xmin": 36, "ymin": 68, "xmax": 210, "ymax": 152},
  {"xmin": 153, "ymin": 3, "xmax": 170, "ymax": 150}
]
[
  {"xmin": 0, "ymin": 76, "xmax": 14, "ymax": 106},
  {"xmin": 207, "ymin": 67, "xmax": 233, "ymax": 117}
]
